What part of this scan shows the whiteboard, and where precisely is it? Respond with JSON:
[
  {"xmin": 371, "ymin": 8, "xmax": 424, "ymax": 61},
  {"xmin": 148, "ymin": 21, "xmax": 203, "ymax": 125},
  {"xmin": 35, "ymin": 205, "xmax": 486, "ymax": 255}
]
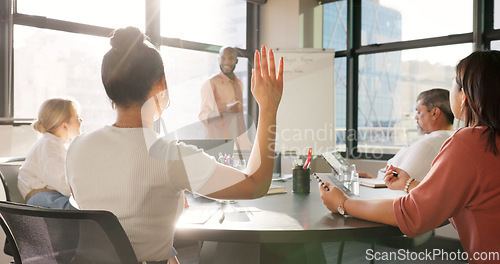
[{"xmin": 273, "ymin": 50, "xmax": 335, "ymax": 156}]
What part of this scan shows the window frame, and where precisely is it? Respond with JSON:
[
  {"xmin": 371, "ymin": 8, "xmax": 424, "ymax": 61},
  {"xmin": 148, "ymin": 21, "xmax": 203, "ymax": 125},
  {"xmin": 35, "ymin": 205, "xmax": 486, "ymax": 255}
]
[
  {"xmin": 332, "ymin": 0, "xmax": 500, "ymax": 160},
  {"xmin": 0, "ymin": 0, "xmax": 259, "ymax": 129},
  {"xmin": 3, "ymin": 0, "xmax": 500, "ymax": 160}
]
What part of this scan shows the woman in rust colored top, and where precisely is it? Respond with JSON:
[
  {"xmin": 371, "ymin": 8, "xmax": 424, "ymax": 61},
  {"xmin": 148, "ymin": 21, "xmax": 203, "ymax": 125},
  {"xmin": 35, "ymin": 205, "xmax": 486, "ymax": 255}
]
[{"xmin": 319, "ymin": 50, "xmax": 500, "ymax": 263}]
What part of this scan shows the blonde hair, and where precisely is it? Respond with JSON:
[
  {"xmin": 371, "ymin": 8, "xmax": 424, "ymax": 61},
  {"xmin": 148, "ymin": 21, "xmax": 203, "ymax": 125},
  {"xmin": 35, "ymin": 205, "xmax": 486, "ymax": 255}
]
[{"xmin": 33, "ymin": 98, "xmax": 78, "ymax": 134}]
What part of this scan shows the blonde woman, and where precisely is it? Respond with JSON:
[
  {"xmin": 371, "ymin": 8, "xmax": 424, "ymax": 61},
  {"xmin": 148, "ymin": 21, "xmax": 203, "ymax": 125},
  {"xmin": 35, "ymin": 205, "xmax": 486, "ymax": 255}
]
[{"xmin": 17, "ymin": 98, "xmax": 82, "ymax": 209}]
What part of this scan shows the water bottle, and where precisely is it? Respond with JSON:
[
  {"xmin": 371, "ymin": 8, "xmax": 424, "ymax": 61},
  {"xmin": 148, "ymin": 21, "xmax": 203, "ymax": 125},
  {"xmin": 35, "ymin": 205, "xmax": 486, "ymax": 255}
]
[
  {"xmin": 348, "ymin": 164, "xmax": 359, "ymax": 196},
  {"xmin": 351, "ymin": 170, "xmax": 360, "ymax": 196}
]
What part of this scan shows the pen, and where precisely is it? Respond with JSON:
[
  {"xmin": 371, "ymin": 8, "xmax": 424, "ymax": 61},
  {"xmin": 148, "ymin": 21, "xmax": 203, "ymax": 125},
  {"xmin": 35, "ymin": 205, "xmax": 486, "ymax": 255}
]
[
  {"xmin": 219, "ymin": 211, "xmax": 225, "ymax": 224},
  {"xmin": 392, "ymin": 171, "xmax": 398, "ymax": 177},
  {"xmin": 303, "ymin": 148, "xmax": 312, "ymax": 170}
]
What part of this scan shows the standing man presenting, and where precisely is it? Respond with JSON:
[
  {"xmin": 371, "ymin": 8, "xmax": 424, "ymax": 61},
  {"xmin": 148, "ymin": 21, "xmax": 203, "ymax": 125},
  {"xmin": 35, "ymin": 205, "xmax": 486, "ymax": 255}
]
[{"xmin": 199, "ymin": 46, "xmax": 252, "ymax": 150}]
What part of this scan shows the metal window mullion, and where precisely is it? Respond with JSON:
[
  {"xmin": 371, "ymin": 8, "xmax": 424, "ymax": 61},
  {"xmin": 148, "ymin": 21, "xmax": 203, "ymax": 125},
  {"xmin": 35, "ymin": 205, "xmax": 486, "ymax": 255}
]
[
  {"xmin": 474, "ymin": 0, "xmax": 485, "ymax": 50},
  {"xmin": 345, "ymin": 0, "xmax": 361, "ymax": 159},
  {"xmin": 13, "ymin": 13, "xmax": 114, "ymax": 37},
  {"xmin": 0, "ymin": 0, "xmax": 13, "ymax": 117},
  {"xmin": 482, "ymin": 0, "xmax": 494, "ymax": 50},
  {"xmin": 355, "ymin": 33, "xmax": 473, "ymax": 55},
  {"xmin": 145, "ymin": 0, "xmax": 161, "ymax": 49},
  {"xmin": 247, "ymin": 2, "xmax": 259, "ymax": 126}
]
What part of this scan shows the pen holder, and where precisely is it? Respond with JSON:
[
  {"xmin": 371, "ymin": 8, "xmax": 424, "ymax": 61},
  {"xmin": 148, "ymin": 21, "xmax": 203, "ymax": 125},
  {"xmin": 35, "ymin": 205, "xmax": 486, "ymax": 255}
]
[{"xmin": 292, "ymin": 167, "xmax": 310, "ymax": 194}]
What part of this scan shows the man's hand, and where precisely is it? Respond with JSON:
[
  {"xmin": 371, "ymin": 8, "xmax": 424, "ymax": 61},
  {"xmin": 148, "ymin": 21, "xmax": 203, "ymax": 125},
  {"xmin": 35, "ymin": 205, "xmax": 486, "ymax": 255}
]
[{"xmin": 225, "ymin": 101, "xmax": 241, "ymax": 113}]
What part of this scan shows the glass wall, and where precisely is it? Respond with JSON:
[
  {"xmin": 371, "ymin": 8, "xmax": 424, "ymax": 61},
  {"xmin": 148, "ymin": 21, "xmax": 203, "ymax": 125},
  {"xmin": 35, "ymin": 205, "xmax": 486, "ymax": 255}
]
[
  {"xmin": 357, "ymin": 44, "xmax": 471, "ymax": 155},
  {"xmin": 12, "ymin": 0, "xmax": 249, "ymax": 134},
  {"xmin": 323, "ymin": 0, "xmax": 480, "ymax": 158}
]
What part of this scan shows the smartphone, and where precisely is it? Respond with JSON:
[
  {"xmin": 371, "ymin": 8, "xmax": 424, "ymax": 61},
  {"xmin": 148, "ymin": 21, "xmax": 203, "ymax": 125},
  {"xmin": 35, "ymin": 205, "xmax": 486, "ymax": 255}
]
[
  {"xmin": 313, "ymin": 173, "xmax": 330, "ymax": 191},
  {"xmin": 313, "ymin": 173, "xmax": 355, "ymax": 196}
]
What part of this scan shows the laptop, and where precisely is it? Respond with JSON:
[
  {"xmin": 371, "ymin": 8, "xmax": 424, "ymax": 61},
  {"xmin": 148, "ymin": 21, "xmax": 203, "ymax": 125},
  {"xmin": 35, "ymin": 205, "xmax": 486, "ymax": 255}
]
[{"xmin": 321, "ymin": 151, "xmax": 350, "ymax": 176}]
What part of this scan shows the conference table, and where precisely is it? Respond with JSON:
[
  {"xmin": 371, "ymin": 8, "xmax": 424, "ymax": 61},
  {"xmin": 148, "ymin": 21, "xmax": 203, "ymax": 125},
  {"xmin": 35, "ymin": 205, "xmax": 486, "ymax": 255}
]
[{"xmin": 175, "ymin": 173, "xmax": 407, "ymax": 264}]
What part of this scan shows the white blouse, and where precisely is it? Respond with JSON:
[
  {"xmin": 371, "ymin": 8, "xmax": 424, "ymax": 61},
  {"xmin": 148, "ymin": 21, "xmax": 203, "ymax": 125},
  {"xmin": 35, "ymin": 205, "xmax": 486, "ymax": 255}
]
[{"xmin": 17, "ymin": 133, "xmax": 71, "ymax": 199}]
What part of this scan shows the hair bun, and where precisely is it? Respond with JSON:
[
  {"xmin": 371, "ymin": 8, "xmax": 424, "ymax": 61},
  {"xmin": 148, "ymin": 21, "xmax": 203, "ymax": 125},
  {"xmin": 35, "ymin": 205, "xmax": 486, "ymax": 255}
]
[
  {"xmin": 33, "ymin": 120, "xmax": 47, "ymax": 133},
  {"xmin": 110, "ymin": 27, "xmax": 146, "ymax": 52}
]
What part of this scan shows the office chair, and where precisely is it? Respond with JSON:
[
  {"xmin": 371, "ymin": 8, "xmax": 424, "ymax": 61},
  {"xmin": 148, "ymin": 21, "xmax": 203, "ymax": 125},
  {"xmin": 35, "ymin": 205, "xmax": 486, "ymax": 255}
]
[
  {"xmin": 0, "ymin": 171, "xmax": 9, "ymax": 202},
  {"xmin": 0, "ymin": 160, "xmax": 24, "ymax": 203},
  {"xmin": 0, "ymin": 201, "xmax": 138, "ymax": 264},
  {"xmin": 0, "ymin": 170, "xmax": 16, "ymax": 262}
]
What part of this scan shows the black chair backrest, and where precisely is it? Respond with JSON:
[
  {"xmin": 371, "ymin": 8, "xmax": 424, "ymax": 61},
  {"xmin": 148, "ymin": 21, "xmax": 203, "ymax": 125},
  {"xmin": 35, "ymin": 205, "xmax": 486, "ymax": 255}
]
[
  {"xmin": 0, "ymin": 201, "xmax": 138, "ymax": 264},
  {"xmin": 0, "ymin": 170, "xmax": 10, "ymax": 202},
  {"xmin": 0, "ymin": 161, "xmax": 24, "ymax": 203}
]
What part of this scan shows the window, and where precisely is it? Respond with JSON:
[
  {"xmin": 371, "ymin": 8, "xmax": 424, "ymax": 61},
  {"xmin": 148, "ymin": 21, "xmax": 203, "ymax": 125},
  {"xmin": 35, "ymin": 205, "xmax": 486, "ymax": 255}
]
[
  {"xmin": 13, "ymin": 25, "xmax": 115, "ymax": 133},
  {"xmin": 161, "ymin": 0, "xmax": 247, "ymax": 48},
  {"xmin": 16, "ymin": 0, "xmax": 145, "ymax": 30},
  {"xmin": 322, "ymin": 0, "xmax": 484, "ymax": 159},
  {"xmin": 323, "ymin": 1, "xmax": 347, "ymax": 152},
  {"xmin": 495, "ymin": 0, "xmax": 500, "ymax": 29},
  {"xmin": 357, "ymin": 44, "xmax": 472, "ymax": 155},
  {"xmin": 334, "ymin": 57, "xmax": 347, "ymax": 152},
  {"xmin": 160, "ymin": 47, "xmax": 249, "ymax": 134},
  {"xmin": 362, "ymin": 0, "xmax": 472, "ymax": 45},
  {"xmin": 11, "ymin": 0, "xmax": 250, "ymax": 134},
  {"xmin": 323, "ymin": 1, "xmax": 347, "ymax": 51},
  {"xmin": 491, "ymin": 40, "xmax": 500, "ymax": 50}
]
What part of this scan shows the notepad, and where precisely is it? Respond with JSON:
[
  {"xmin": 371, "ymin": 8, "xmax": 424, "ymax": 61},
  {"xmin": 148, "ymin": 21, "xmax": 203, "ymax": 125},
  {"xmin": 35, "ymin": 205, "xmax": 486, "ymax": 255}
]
[
  {"xmin": 359, "ymin": 178, "xmax": 387, "ymax": 188},
  {"xmin": 267, "ymin": 184, "xmax": 287, "ymax": 195}
]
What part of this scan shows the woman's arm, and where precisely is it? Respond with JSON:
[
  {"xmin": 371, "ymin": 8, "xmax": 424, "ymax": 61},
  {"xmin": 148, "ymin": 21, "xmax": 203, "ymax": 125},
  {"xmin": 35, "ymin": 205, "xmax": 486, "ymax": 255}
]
[
  {"xmin": 318, "ymin": 182, "xmax": 397, "ymax": 226},
  {"xmin": 197, "ymin": 46, "xmax": 283, "ymax": 199}
]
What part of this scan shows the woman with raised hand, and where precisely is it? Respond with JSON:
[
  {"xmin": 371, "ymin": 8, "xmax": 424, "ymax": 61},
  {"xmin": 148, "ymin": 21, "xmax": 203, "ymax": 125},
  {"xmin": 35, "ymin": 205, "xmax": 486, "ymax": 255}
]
[
  {"xmin": 66, "ymin": 26, "xmax": 283, "ymax": 263},
  {"xmin": 319, "ymin": 50, "xmax": 500, "ymax": 263}
]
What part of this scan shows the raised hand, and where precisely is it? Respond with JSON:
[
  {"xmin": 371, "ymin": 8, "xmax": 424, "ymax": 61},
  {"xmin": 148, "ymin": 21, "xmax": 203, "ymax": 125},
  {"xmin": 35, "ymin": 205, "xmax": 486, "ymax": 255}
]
[{"xmin": 251, "ymin": 45, "xmax": 284, "ymax": 113}]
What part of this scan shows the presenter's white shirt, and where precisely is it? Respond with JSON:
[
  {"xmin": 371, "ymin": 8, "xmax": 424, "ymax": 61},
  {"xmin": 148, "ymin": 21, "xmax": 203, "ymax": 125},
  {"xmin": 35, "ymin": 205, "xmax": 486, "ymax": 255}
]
[
  {"xmin": 66, "ymin": 126, "xmax": 216, "ymax": 262},
  {"xmin": 384, "ymin": 130, "xmax": 454, "ymax": 181},
  {"xmin": 17, "ymin": 133, "xmax": 71, "ymax": 199}
]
